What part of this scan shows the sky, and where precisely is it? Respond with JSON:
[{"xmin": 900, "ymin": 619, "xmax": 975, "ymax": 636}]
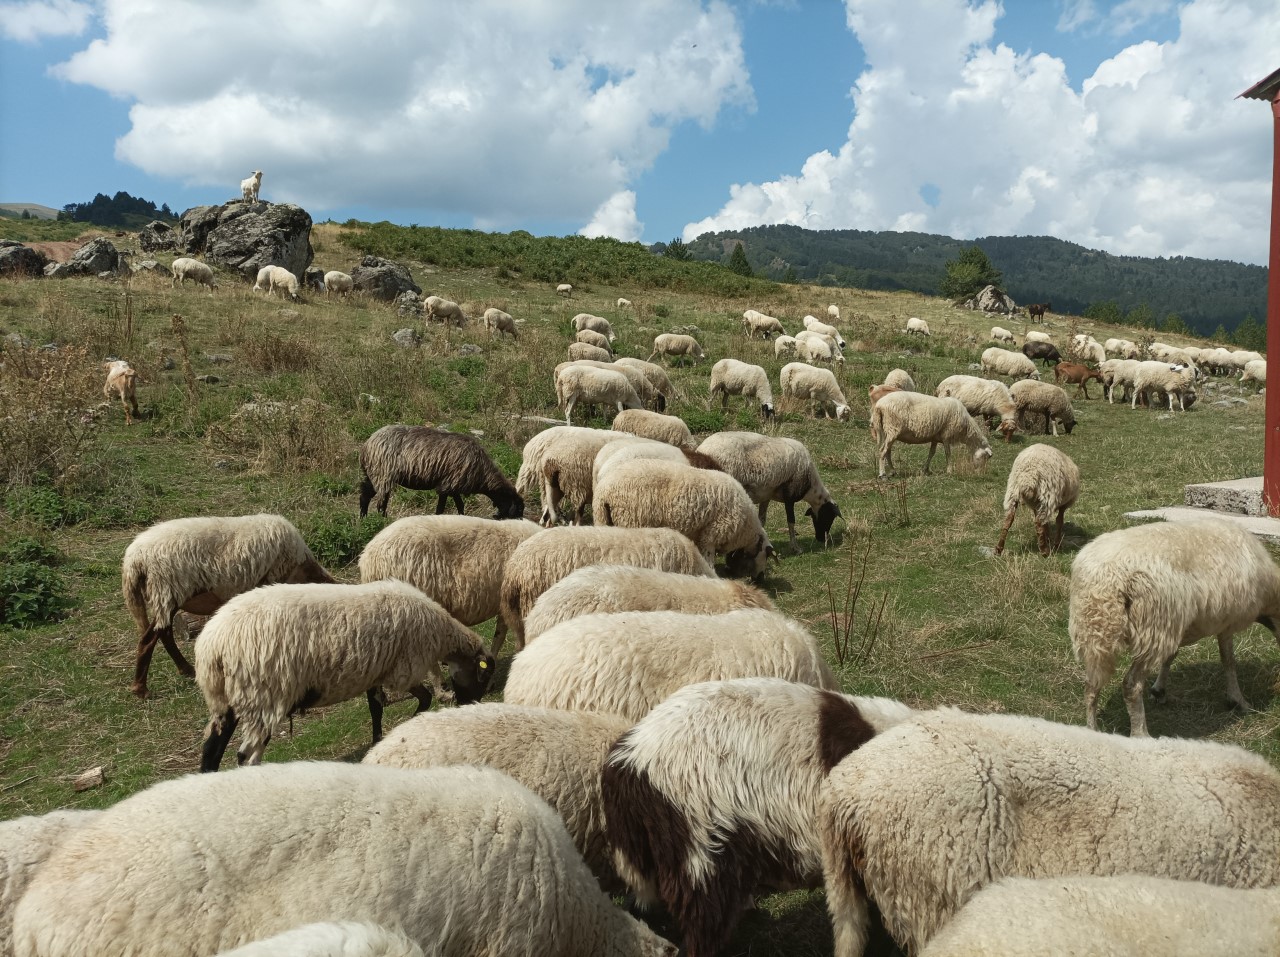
[{"xmin": 0, "ymin": 0, "xmax": 1277, "ymax": 265}]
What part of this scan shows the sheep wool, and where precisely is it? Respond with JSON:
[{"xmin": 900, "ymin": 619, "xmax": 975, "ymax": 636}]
[
  {"xmin": 774, "ymin": 335, "xmax": 798, "ymax": 359},
  {"xmin": 571, "ymin": 313, "xmax": 616, "ymax": 341},
  {"xmin": 802, "ymin": 315, "xmax": 844, "ymax": 346},
  {"xmin": 169, "ymin": 257, "xmax": 216, "ymax": 291},
  {"xmin": 990, "ymin": 326, "xmax": 1015, "ymax": 344},
  {"xmin": 251, "ymin": 264, "xmax": 299, "ymax": 300},
  {"xmin": 934, "ymin": 374, "xmax": 1017, "ymax": 441},
  {"xmin": 482, "ymin": 307, "xmax": 517, "ymax": 339},
  {"xmin": 905, "ymin": 317, "xmax": 930, "ymax": 335},
  {"xmin": 870, "ymin": 391, "xmax": 992, "ymax": 479},
  {"xmin": 1009, "ymin": 379, "xmax": 1076, "ymax": 435},
  {"xmin": 121, "ymin": 513, "xmax": 333, "ymax": 698},
  {"xmin": 558, "ymin": 360, "xmax": 663, "ymax": 412},
  {"xmin": 195, "ymin": 580, "xmax": 494, "ymax": 770},
  {"xmin": 881, "ymin": 368, "xmax": 915, "ymax": 392},
  {"xmin": 498, "ymin": 524, "xmax": 715, "ymax": 653},
  {"xmin": 593, "ymin": 437, "xmax": 692, "ymax": 488},
  {"xmin": 364, "ymin": 703, "xmax": 632, "ymax": 891},
  {"xmin": 818, "ymin": 708, "xmax": 1280, "ymax": 957},
  {"xmin": 0, "ymin": 810, "xmax": 101, "ymax": 957},
  {"xmin": 1131, "ymin": 361, "xmax": 1197, "ymax": 411},
  {"xmin": 994, "ymin": 444, "xmax": 1080, "ymax": 556},
  {"xmin": 567, "ymin": 341, "xmax": 614, "ymax": 364},
  {"xmin": 575, "ymin": 328, "xmax": 612, "ymax": 352},
  {"xmin": 516, "ymin": 425, "xmax": 630, "ymax": 527},
  {"xmin": 708, "ymin": 358, "xmax": 775, "ymax": 418},
  {"xmin": 1069, "ymin": 518, "xmax": 1280, "ymax": 736},
  {"xmin": 918, "ymin": 876, "xmax": 1280, "ymax": 957},
  {"xmin": 611, "ymin": 409, "xmax": 694, "ymax": 449},
  {"xmin": 647, "ymin": 333, "xmax": 705, "ymax": 366},
  {"xmin": 742, "ymin": 311, "xmax": 784, "ymax": 339},
  {"xmin": 557, "ymin": 366, "xmax": 644, "ymax": 424},
  {"xmin": 1242, "ymin": 359, "xmax": 1267, "ymax": 385},
  {"xmin": 12, "ymin": 763, "xmax": 678, "ymax": 957},
  {"xmin": 613, "ymin": 358, "xmax": 674, "ymax": 407},
  {"xmin": 215, "ymin": 922, "xmax": 431, "ymax": 957},
  {"xmin": 779, "ymin": 362, "xmax": 852, "ymax": 420},
  {"xmin": 523, "ymin": 563, "xmax": 775, "ymax": 643},
  {"xmin": 358, "ymin": 515, "xmax": 542, "ymax": 657},
  {"xmin": 504, "ymin": 608, "xmax": 838, "ymax": 722},
  {"xmin": 981, "ymin": 347, "xmax": 1040, "ymax": 381},
  {"xmin": 102, "ymin": 359, "xmax": 140, "ymax": 424},
  {"xmin": 322, "ymin": 270, "xmax": 353, "ymax": 295},
  {"xmin": 603, "ymin": 679, "xmax": 911, "ymax": 957}
]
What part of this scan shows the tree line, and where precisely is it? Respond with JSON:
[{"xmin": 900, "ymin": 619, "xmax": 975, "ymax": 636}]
[{"xmin": 59, "ymin": 191, "xmax": 177, "ymax": 228}]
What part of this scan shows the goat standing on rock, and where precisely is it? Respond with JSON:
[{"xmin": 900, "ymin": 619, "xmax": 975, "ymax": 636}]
[{"xmin": 240, "ymin": 170, "xmax": 262, "ymax": 204}]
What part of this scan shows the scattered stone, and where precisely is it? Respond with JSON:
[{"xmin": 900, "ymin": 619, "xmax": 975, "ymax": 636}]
[
  {"xmin": 303, "ymin": 266, "xmax": 326, "ymax": 291},
  {"xmin": 456, "ymin": 343, "xmax": 484, "ymax": 356},
  {"xmin": 138, "ymin": 220, "xmax": 179, "ymax": 252},
  {"xmin": 160, "ymin": 356, "xmax": 175, "ymax": 371},
  {"xmin": 196, "ymin": 374, "xmax": 221, "ymax": 384},
  {"xmin": 132, "ymin": 259, "xmax": 167, "ymax": 274},
  {"xmin": 967, "ymin": 362, "xmax": 982, "ymax": 370},
  {"xmin": 1212, "ymin": 400, "xmax": 1234, "ymax": 409},
  {"xmin": 392, "ymin": 328, "xmax": 421, "ymax": 348},
  {"xmin": 353, "ymin": 256, "xmax": 422, "ymax": 301},
  {"xmin": 39, "ymin": 343, "xmax": 57, "ymax": 353},
  {"xmin": 4, "ymin": 332, "xmax": 31, "ymax": 348},
  {"xmin": 674, "ymin": 324, "xmax": 702, "ymax": 336},
  {"xmin": 278, "ymin": 309, "xmax": 300, "ymax": 320},
  {"xmin": 203, "ymin": 353, "xmax": 233, "ymax": 364},
  {"xmin": 395, "ymin": 290, "xmax": 424, "ymax": 316},
  {"xmin": 976, "ymin": 545, "xmax": 996, "ymax": 558},
  {"xmin": 73, "ymin": 767, "xmax": 106, "ymax": 792},
  {"xmin": 0, "ymin": 241, "xmax": 49, "ymax": 277},
  {"xmin": 469, "ymin": 429, "xmax": 485, "ymax": 438}
]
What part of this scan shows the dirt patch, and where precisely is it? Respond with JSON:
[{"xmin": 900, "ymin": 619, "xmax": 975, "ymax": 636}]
[{"xmin": 25, "ymin": 232, "xmax": 112, "ymax": 263}]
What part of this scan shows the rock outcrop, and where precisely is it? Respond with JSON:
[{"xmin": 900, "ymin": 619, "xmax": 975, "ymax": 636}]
[
  {"xmin": 176, "ymin": 201, "xmax": 314, "ymax": 281},
  {"xmin": 0, "ymin": 240, "xmax": 49, "ymax": 277},
  {"xmin": 959, "ymin": 284, "xmax": 1016, "ymax": 314},
  {"xmin": 352, "ymin": 255, "xmax": 421, "ymax": 301}
]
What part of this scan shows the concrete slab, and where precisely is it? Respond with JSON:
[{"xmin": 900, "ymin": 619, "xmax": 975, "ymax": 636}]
[
  {"xmin": 1183, "ymin": 476, "xmax": 1266, "ymax": 516},
  {"xmin": 1124, "ymin": 506, "xmax": 1280, "ymax": 545}
]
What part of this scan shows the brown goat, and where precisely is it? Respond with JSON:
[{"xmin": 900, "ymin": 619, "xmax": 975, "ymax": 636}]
[
  {"xmin": 1027, "ymin": 302, "xmax": 1051, "ymax": 321},
  {"xmin": 1054, "ymin": 361, "xmax": 1103, "ymax": 399}
]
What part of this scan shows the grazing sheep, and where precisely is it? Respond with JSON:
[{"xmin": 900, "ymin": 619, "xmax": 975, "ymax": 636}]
[
  {"xmin": 322, "ymin": 270, "xmax": 353, "ymax": 295},
  {"xmin": 983, "ymin": 346, "xmax": 1041, "ymax": 380},
  {"xmin": 0, "ymin": 810, "xmax": 102, "ymax": 957},
  {"xmin": 1020, "ymin": 340, "xmax": 1062, "ymax": 367},
  {"xmin": 1242, "ymin": 358, "xmax": 1267, "ymax": 385},
  {"xmin": 697, "ymin": 431, "xmax": 842, "ymax": 550},
  {"xmin": 1053, "ymin": 360, "xmax": 1103, "ymax": 398},
  {"xmin": 617, "ymin": 297, "xmax": 632, "ymax": 308},
  {"xmin": 572, "ymin": 313, "xmax": 616, "ymax": 341},
  {"xmin": 556, "ymin": 282, "xmax": 573, "ymax": 296},
  {"xmin": 497, "ymin": 525, "xmax": 716, "ymax": 653},
  {"xmin": 558, "ymin": 359, "xmax": 665, "ymax": 412},
  {"xmin": 504, "ymin": 609, "xmax": 838, "ymax": 721},
  {"xmin": 523, "ymin": 564, "xmax": 775, "ymax": 644},
  {"xmin": 613, "ymin": 357, "xmax": 674, "ymax": 409},
  {"xmin": 169, "ymin": 257, "xmax": 216, "ymax": 291},
  {"xmin": 795, "ymin": 334, "xmax": 842, "ymax": 365},
  {"xmin": 774, "ymin": 334, "xmax": 799, "ymax": 359},
  {"xmin": 595, "ymin": 458, "xmax": 775, "ymax": 578},
  {"xmin": 1025, "ymin": 330, "xmax": 1052, "ymax": 344},
  {"xmin": 611, "ymin": 408, "xmax": 694, "ymax": 448},
  {"xmin": 796, "ymin": 329, "xmax": 845, "ymax": 361},
  {"xmin": 780, "ymin": 362, "xmax": 852, "ymax": 420},
  {"xmin": 708, "ymin": 358, "xmax": 775, "ymax": 418},
  {"xmin": 742, "ymin": 310, "xmax": 784, "ymax": 339},
  {"xmin": 424, "ymin": 296, "xmax": 466, "ymax": 326},
  {"xmin": 358, "ymin": 425, "xmax": 523, "ymax": 519},
  {"xmin": 1069, "ymin": 334, "xmax": 1106, "ymax": 366},
  {"xmin": 251, "ymin": 264, "xmax": 299, "ymax": 300},
  {"xmin": 934, "ymin": 374, "xmax": 1017, "ymax": 441},
  {"xmin": 827, "ymin": 304, "xmax": 840, "ymax": 321},
  {"xmin": 557, "ymin": 365, "xmax": 644, "ymax": 424},
  {"xmin": 1131, "ymin": 360, "xmax": 1197, "ymax": 411},
  {"xmin": 240, "ymin": 170, "xmax": 262, "ymax": 203},
  {"xmin": 216, "ymin": 922, "xmax": 429, "ymax": 957},
  {"xmin": 358, "ymin": 515, "xmax": 541, "ymax": 658},
  {"xmin": 881, "ymin": 368, "xmax": 915, "ymax": 391},
  {"xmin": 515, "ymin": 425, "xmax": 629, "ymax": 526},
  {"xmin": 1100, "ymin": 358, "xmax": 1141, "ymax": 403},
  {"xmin": 994, "ymin": 443, "xmax": 1080, "ymax": 556},
  {"xmin": 102, "ymin": 359, "xmax": 140, "ymax": 425},
  {"xmin": 803, "ymin": 315, "xmax": 845, "ymax": 348},
  {"xmin": 574, "ymin": 328, "xmax": 611, "ymax": 352},
  {"xmin": 13, "ymin": 764, "xmax": 678, "ymax": 957},
  {"xmin": 1027, "ymin": 301, "xmax": 1050, "ymax": 320},
  {"xmin": 602, "ymin": 679, "xmax": 912, "ymax": 957},
  {"xmin": 567, "ymin": 341, "xmax": 614, "ymax": 363},
  {"xmin": 364, "ymin": 703, "xmax": 631, "ymax": 892},
  {"xmin": 918, "ymin": 875, "xmax": 1280, "ymax": 957},
  {"xmin": 905, "ymin": 317, "xmax": 931, "ymax": 336},
  {"xmin": 648, "ymin": 333, "xmax": 705, "ymax": 366},
  {"xmin": 122, "ymin": 514, "xmax": 334, "ymax": 699},
  {"xmin": 482, "ymin": 307, "xmax": 518, "ymax": 339},
  {"xmin": 1010, "ymin": 379, "xmax": 1076, "ymax": 435},
  {"xmin": 196, "ymin": 580, "xmax": 495, "ymax": 770},
  {"xmin": 592, "ymin": 437, "xmax": 712, "ymax": 489},
  {"xmin": 871, "ymin": 392, "xmax": 993, "ymax": 479},
  {"xmin": 1070, "ymin": 518, "xmax": 1280, "ymax": 736},
  {"xmin": 819, "ymin": 708, "xmax": 1280, "ymax": 957},
  {"xmin": 990, "ymin": 326, "xmax": 1015, "ymax": 344}
]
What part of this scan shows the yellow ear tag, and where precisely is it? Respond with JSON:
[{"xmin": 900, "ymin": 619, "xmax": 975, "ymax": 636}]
[{"xmin": 479, "ymin": 660, "xmax": 489, "ymax": 669}]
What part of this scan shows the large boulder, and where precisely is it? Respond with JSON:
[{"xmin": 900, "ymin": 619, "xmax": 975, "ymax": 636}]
[
  {"xmin": 176, "ymin": 201, "xmax": 313, "ymax": 281},
  {"xmin": 177, "ymin": 205, "xmax": 225, "ymax": 254},
  {"xmin": 959, "ymin": 284, "xmax": 1016, "ymax": 314},
  {"xmin": 0, "ymin": 241, "xmax": 49, "ymax": 277},
  {"xmin": 138, "ymin": 220, "xmax": 178, "ymax": 253},
  {"xmin": 44, "ymin": 238, "xmax": 122, "ymax": 278},
  {"xmin": 352, "ymin": 255, "xmax": 421, "ymax": 301}
]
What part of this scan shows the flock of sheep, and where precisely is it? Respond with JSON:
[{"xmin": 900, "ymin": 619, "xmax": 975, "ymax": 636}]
[{"xmin": 9, "ymin": 257, "xmax": 1280, "ymax": 957}]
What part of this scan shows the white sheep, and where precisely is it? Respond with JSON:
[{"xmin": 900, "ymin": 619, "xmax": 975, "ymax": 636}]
[
  {"xmin": 102, "ymin": 358, "xmax": 140, "ymax": 424},
  {"xmin": 1100, "ymin": 357, "xmax": 1141, "ymax": 403},
  {"xmin": 648, "ymin": 333, "xmax": 705, "ymax": 366},
  {"xmin": 169, "ymin": 257, "xmax": 216, "ymax": 292},
  {"xmin": 566, "ymin": 341, "xmax": 613, "ymax": 364},
  {"xmin": 556, "ymin": 365, "xmax": 644, "ymax": 424},
  {"xmin": 1242, "ymin": 358, "xmax": 1267, "ymax": 385},
  {"xmin": 1069, "ymin": 518, "xmax": 1280, "ymax": 737},
  {"xmin": 780, "ymin": 362, "xmax": 852, "ymax": 420},
  {"xmin": 424, "ymin": 296, "xmax": 466, "ymax": 326},
  {"xmin": 818, "ymin": 708, "xmax": 1280, "ymax": 957},
  {"xmin": 322, "ymin": 270, "xmax": 353, "ymax": 295},
  {"xmin": 522, "ymin": 563, "xmax": 776, "ymax": 644},
  {"xmin": 251, "ymin": 264, "xmax": 299, "ymax": 300},
  {"xmin": 742, "ymin": 310, "xmax": 784, "ymax": 339},
  {"xmin": 13, "ymin": 763, "xmax": 679, "ymax": 957},
  {"xmin": 905, "ymin": 317, "xmax": 930, "ymax": 336},
  {"xmin": 981, "ymin": 346, "xmax": 1041, "ymax": 380},
  {"xmin": 358, "ymin": 515, "xmax": 542, "ymax": 658},
  {"xmin": 708, "ymin": 358, "xmax": 775, "ymax": 418},
  {"xmin": 1131, "ymin": 360, "xmax": 1197, "ymax": 411},
  {"xmin": 918, "ymin": 875, "xmax": 1280, "ymax": 957},
  {"xmin": 572, "ymin": 313, "xmax": 616, "ymax": 341},
  {"xmin": 795, "ymin": 333, "xmax": 843, "ymax": 365},
  {"xmin": 216, "ymin": 922, "xmax": 430, "ymax": 957},
  {"xmin": 482, "ymin": 307, "xmax": 518, "ymax": 339},
  {"xmin": 870, "ymin": 391, "xmax": 993, "ymax": 479},
  {"xmin": 803, "ymin": 315, "xmax": 845, "ymax": 347},
  {"xmin": 240, "ymin": 169, "xmax": 262, "ymax": 203},
  {"xmin": 994, "ymin": 443, "xmax": 1080, "ymax": 556},
  {"xmin": 121, "ymin": 514, "xmax": 334, "ymax": 699},
  {"xmin": 595, "ymin": 458, "xmax": 775, "ymax": 579},
  {"xmin": 990, "ymin": 326, "xmax": 1015, "ymax": 344},
  {"xmin": 0, "ymin": 810, "xmax": 102, "ymax": 957},
  {"xmin": 934, "ymin": 374, "xmax": 1018, "ymax": 441},
  {"xmin": 881, "ymin": 368, "xmax": 915, "ymax": 391},
  {"xmin": 1009, "ymin": 379, "xmax": 1076, "ymax": 435},
  {"xmin": 1069, "ymin": 334, "xmax": 1106, "ymax": 366},
  {"xmin": 515, "ymin": 424, "xmax": 629, "ymax": 526},
  {"xmin": 574, "ymin": 328, "xmax": 611, "ymax": 352},
  {"xmin": 611, "ymin": 408, "xmax": 694, "ymax": 448},
  {"xmin": 498, "ymin": 525, "xmax": 715, "ymax": 652},
  {"xmin": 195, "ymin": 580, "xmax": 495, "ymax": 770},
  {"xmin": 504, "ymin": 608, "xmax": 838, "ymax": 721},
  {"xmin": 617, "ymin": 297, "xmax": 632, "ymax": 308},
  {"xmin": 363, "ymin": 703, "xmax": 631, "ymax": 892},
  {"xmin": 1025, "ymin": 330, "xmax": 1052, "ymax": 344},
  {"xmin": 774, "ymin": 334, "xmax": 799, "ymax": 359},
  {"xmin": 602, "ymin": 679, "xmax": 912, "ymax": 957},
  {"xmin": 697, "ymin": 431, "xmax": 842, "ymax": 550},
  {"xmin": 592, "ymin": 436, "xmax": 695, "ymax": 488},
  {"xmin": 827, "ymin": 304, "xmax": 840, "ymax": 321},
  {"xmin": 557, "ymin": 359, "xmax": 665, "ymax": 412},
  {"xmin": 613, "ymin": 358, "xmax": 674, "ymax": 408},
  {"xmin": 556, "ymin": 282, "xmax": 573, "ymax": 296}
]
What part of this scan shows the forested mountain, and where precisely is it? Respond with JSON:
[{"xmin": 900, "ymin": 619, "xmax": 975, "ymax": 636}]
[
  {"xmin": 683, "ymin": 224, "xmax": 1267, "ymax": 335},
  {"xmin": 59, "ymin": 191, "xmax": 177, "ymax": 228}
]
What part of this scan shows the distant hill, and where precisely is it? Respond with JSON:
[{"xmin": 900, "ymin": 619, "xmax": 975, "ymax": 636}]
[
  {"xmin": 0, "ymin": 203, "xmax": 59, "ymax": 220},
  {"xmin": 684, "ymin": 224, "xmax": 1267, "ymax": 335},
  {"xmin": 59, "ymin": 191, "xmax": 177, "ymax": 229}
]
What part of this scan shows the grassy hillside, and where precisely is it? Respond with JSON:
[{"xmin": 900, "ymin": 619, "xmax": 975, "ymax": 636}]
[{"xmin": 0, "ymin": 220, "xmax": 1272, "ymax": 957}]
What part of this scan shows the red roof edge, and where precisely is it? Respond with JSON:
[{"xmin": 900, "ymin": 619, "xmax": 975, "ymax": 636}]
[{"xmin": 1239, "ymin": 67, "xmax": 1280, "ymax": 100}]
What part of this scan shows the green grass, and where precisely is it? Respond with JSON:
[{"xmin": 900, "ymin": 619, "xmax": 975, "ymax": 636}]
[{"xmin": 0, "ymin": 222, "xmax": 1273, "ymax": 957}]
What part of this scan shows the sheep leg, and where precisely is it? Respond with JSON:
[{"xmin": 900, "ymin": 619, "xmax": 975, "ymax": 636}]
[
  {"xmin": 1217, "ymin": 634, "xmax": 1253, "ymax": 712},
  {"xmin": 199, "ymin": 707, "xmax": 238, "ymax": 772},
  {"xmin": 453, "ymin": 493, "xmax": 466, "ymax": 515},
  {"xmin": 358, "ymin": 477, "xmax": 376, "ymax": 517},
  {"xmin": 922, "ymin": 442, "xmax": 938, "ymax": 475},
  {"xmin": 489, "ymin": 617, "xmax": 508, "ymax": 659},
  {"xmin": 434, "ymin": 493, "xmax": 448, "ymax": 515},
  {"xmin": 563, "ymin": 395, "xmax": 576, "ymax": 425},
  {"xmin": 1033, "ymin": 515, "xmax": 1051, "ymax": 555},
  {"xmin": 410, "ymin": 684, "xmax": 433, "ymax": 714},
  {"xmin": 784, "ymin": 500, "xmax": 800, "ymax": 553},
  {"xmin": 993, "ymin": 505, "xmax": 1018, "ymax": 556},
  {"xmin": 120, "ymin": 391, "xmax": 133, "ymax": 425},
  {"xmin": 1050, "ymin": 416, "xmax": 1058, "ymax": 437},
  {"xmin": 130, "ymin": 625, "xmax": 163, "ymax": 697},
  {"xmin": 366, "ymin": 688, "xmax": 388, "ymax": 744},
  {"xmin": 1054, "ymin": 507, "xmax": 1067, "ymax": 550},
  {"xmin": 157, "ymin": 624, "xmax": 195, "ymax": 679},
  {"xmin": 1150, "ymin": 652, "xmax": 1175, "ymax": 700},
  {"xmin": 1121, "ymin": 659, "xmax": 1150, "ymax": 737}
]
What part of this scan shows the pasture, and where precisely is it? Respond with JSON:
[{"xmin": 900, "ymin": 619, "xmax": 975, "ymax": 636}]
[{"xmin": 0, "ymin": 222, "xmax": 1272, "ymax": 956}]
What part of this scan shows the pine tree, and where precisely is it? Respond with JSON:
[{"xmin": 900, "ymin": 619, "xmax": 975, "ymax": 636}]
[
  {"xmin": 1232, "ymin": 315, "xmax": 1267, "ymax": 352},
  {"xmin": 939, "ymin": 245, "xmax": 1002, "ymax": 299},
  {"xmin": 782, "ymin": 265, "xmax": 798, "ymax": 283},
  {"xmin": 1212, "ymin": 324, "xmax": 1230, "ymax": 344},
  {"xmin": 663, "ymin": 237, "xmax": 693, "ymax": 261},
  {"xmin": 727, "ymin": 242, "xmax": 752, "ymax": 277}
]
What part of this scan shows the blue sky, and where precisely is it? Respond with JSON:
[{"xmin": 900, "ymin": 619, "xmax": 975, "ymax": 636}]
[{"xmin": 0, "ymin": 0, "xmax": 1275, "ymax": 264}]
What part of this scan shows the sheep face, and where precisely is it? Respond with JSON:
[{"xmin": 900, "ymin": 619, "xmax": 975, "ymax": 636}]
[
  {"xmin": 834, "ymin": 404, "xmax": 852, "ymax": 422},
  {"xmin": 808, "ymin": 501, "xmax": 842, "ymax": 545},
  {"xmin": 725, "ymin": 534, "xmax": 774, "ymax": 581},
  {"xmin": 761, "ymin": 402, "xmax": 775, "ymax": 419},
  {"xmin": 973, "ymin": 446, "xmax": 994, "ymax": 468},
  {"xmin": 447, "ymin": 649, "xmax": 496, "ymax": 705},
  {"xmin": 493, "ymin": 491, "xmax": 526, "ymax": 520}
]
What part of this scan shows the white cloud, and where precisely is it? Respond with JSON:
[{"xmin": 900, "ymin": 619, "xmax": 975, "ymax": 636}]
[
  {"xmin": 683, "ymin": 0, "xmax": 1280, "ymax": 264},
  {"xmin": 1058, "ymin": 0, "xmax": 1176, "ymax": 35},
  {"xmin": 50, "ymin": 0, "xmax": 752, "ymax": 232},
  {"xmin": 0, "ymin": 0, "xmax": 92, "ymax": 42},
  {"xmin": 580, "ymin": 190, "xmax": 643, "ymax": 241}
]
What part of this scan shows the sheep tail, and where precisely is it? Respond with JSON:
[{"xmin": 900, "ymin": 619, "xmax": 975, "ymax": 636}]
[
  {"xmin": 869, "ymin": 404, "xmax": 883, "ymax": 444},
  {"xmin": 599, "ymin": 501, "xmax": 614, "ymax": 526},
  {"xmin": 122, "ymin": 562, "xmax": 150, "ymax": 633}
]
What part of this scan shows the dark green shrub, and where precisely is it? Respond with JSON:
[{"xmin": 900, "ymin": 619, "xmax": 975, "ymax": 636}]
[
  {"xmin": 0, "ymin": 538, "xmax": 71, "ymax": 627},
  {"xmin": 4, "ymin": 485, "xmax": 90, "ymax": 528},
  {"xmin": 305, "ymin": 513, "xmax": 389, "ymax": 568}
]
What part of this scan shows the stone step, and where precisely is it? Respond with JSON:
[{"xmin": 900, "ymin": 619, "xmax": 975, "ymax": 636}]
[
  {"xmin": 1183, "ymin": 476, "xmax": 1266, "ymax": 516},
  {"xmin": 1124, "ymin": 506, "xmax": 1280, "ymax": 545}
]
